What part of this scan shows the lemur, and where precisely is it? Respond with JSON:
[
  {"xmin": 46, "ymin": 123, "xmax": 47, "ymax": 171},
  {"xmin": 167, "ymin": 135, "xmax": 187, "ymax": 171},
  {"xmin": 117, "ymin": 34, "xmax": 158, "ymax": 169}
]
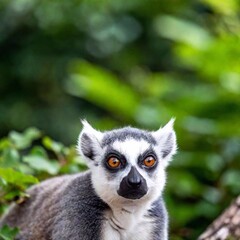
[{"xmin": 0, "ymin": 120, "xmax": 177, "ymax": 240}]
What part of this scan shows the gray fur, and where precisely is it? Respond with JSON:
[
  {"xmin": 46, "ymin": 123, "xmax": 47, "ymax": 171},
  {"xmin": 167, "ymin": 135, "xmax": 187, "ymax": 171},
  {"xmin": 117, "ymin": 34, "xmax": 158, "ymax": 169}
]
[
  {"xmin": 102, "ymin": 127, "xmax": 157, "ymax": 147},
  {"xmin": 0, "ymin": 172, "xmax": 107, "ymax": 240},
  {"xmin": 148, "ymin": 197, "xmax": 169, "ymax": 240}
]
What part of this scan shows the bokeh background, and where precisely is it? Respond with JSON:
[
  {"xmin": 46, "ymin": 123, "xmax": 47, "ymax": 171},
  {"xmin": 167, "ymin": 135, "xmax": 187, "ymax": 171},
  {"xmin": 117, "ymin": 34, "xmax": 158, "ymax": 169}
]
[{"xmin": 0, "ymin": 0, "xmax": 240, "ymax": 239}]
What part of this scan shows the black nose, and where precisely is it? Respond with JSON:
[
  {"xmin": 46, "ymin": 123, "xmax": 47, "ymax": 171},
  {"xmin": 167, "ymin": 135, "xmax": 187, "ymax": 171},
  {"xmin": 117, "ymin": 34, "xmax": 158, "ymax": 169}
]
[
  {"xmin": 117, "ymin": 166, "xmax": 148, "ymax": 199},
  {"xmin": 127, "ymin": 167, "xmax": 142, "ymax": 188}
]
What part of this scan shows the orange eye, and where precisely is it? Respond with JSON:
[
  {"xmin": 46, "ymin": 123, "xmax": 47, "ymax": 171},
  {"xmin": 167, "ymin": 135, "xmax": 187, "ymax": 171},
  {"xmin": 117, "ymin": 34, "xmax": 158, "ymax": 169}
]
[
  {"xmin": 107, "ymin": 157, "xmax": 121, "ymax": 168},
  {"xmin": 143, "ymin": 156, "xmax": 156, "ymax": 168}
]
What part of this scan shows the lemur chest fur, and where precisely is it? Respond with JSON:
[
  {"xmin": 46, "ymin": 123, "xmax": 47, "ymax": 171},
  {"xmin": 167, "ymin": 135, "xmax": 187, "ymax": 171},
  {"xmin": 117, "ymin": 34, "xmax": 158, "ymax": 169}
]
[{"xmin": 102, "ymin": 206, "xmax": 154, "ymax": 240}]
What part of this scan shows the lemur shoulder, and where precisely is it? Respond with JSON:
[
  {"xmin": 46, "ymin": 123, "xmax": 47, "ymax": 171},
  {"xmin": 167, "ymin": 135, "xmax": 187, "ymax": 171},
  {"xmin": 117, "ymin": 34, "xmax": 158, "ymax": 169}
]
[{"xmin": 0, "ymin": 120, "xmax": 177, "ymax": 240}]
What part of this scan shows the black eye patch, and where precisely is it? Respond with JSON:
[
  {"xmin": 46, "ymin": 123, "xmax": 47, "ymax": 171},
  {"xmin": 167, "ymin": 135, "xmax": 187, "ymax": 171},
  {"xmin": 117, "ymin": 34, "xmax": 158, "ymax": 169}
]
[
  {"xmin": 103, "ymin": 149, "xmax": 127, "ymax": 172},
  {"xmin": 137, "ymin": 148, "xmax": 158, "ymax": 172}
]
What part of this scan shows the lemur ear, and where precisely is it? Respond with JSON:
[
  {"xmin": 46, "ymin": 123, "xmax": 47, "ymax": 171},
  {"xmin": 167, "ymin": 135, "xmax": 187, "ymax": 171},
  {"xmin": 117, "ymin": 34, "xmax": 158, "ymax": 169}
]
[
  {"xmin": 77, "ymin": 120, "xmax": 103, "ymax": 163},
  {"xmin": 152, "ymin": 119, "xmax": 177, "ymax": 161}
]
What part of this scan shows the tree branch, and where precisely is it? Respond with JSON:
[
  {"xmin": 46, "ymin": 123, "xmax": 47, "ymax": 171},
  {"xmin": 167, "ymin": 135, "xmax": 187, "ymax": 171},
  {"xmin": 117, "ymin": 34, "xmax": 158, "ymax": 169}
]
[{"xmin": 198, "ymin": 196, "xmax": 240, "ymax": 240}]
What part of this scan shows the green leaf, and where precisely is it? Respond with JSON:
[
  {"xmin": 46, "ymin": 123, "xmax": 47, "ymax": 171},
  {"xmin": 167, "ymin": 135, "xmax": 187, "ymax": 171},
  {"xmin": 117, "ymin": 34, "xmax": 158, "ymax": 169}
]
[
  {"xmin": 203, "ymin": 0, "xmax": 238, "ymax": 14},
  {"xmin": 0, "ymin": 138, "xmax": 11, "ymax": 151},
  {"xmin": 0, "ymin": 149, "xmax": 20, "ymax": 168},
  {"xmin": 0, "ymin": 225, "xmax": 19, "ymax": 240},
  {"xmin": 154, "ymin": 15, "xmax": 212, "ymax": 49},
  {"xmin": 0, "ymin": 168, "xmax": 38, "ymax": 188},
  {"xmin": 23, "ymin": 155, "xmax": 60, "ymax": 175},
  {"xmin": 168, "ymin": 170, "xmax": 204, "ymax": 197},
  {"xmin": 221, "ymin": 169, "xmax": 240, "ymax": 193},
  {"xmin": 42, "ymin": 137, "xmax": 64, "ymax": 154},
  {"xmin": 9, "ymin": 128, "xmax": 41, "ymax": 150},
  {"xmin": 66, "ymin": 61, "xmax": 139, "ymax": 120},
  {"xmin": 3, "ymin": 189, "xmax": 22, "ymax": 201},
  {"xmin": 30, "ymin": 146, "xmax": 48, "ymax": 158}
]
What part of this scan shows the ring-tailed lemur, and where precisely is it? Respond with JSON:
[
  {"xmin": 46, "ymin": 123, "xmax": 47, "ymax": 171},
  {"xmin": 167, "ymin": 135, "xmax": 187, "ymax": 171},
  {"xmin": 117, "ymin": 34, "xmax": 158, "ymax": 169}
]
[{"xmin": 0, "ymin": 120, "xmax": 177, "ymax": 240}]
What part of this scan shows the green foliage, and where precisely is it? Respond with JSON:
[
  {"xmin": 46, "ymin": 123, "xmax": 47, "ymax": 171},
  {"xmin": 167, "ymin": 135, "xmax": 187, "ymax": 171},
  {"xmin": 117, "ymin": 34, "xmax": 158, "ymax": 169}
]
[
  {"xmin": 0, "ymin": 128, "xmax": 87, "ymax": 216},
  {"xmin": 0, "ymin": 128, "xmax": 87, "ymax": 239},
  {"xmin": 0, "ymin": 168, "xmax": 38, "ymax": 188},
  {"xmin": 0, "ymin": 0, "xmax": 239, "ymax": 239},
  {"xmin": 0, "ymin": 225, "xmax": 18, "ymax": 240}
]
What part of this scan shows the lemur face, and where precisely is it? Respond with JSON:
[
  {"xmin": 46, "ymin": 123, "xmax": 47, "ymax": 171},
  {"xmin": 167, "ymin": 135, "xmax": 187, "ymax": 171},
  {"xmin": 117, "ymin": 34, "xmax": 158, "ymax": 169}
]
[
  {"xmin": 101, "ymin": 134, "xmax": 159, "ymax": 200},
  {"xmin": 78, "ymin": 120, "xmax": 177, "ymax": 205}
]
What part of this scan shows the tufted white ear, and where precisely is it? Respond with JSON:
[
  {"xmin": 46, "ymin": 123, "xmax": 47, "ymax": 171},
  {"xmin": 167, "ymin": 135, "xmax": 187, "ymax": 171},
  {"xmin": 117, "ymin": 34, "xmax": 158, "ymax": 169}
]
[
  {"xmin": 77, "ymin": 120, "xmax": 103, "ymax": 164},
  {"xmin": 151, "ymin": 119, "xmax": 177, "ymax": 162}
]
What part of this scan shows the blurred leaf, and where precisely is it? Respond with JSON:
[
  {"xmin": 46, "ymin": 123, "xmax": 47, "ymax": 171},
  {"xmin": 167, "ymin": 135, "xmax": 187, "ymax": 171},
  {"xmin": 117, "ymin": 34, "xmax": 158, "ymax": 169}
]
[
  {"xmin": 220, "ymin": 72, "xmax": 240, "ymax": 94},
  {"xmin": 168, "ymin": 200, "xmax": 198, "ymax": 226},
  {"xmin": 23, "ymin": 155, "xmax": 60, "ymax": 175},
  {"xmin": 0, "ymin": 168, "xmax": 38, "ymax": 188},
  {"xmin": 168, "ymin": 170, "xmax": 204, "ymax": 197},
  {"xmin": 205, "ymin": 154, "xmax": 225, "ymax": 172},
  {"xmin": 42, "ymin": 137, "xmax": 64, "ymax": 154},
  {"xmin": 181, "ymin": 117, "xmax": 218, "ymax": 135},
  {"xmin": 202, "ymin": 187, "xmax": 222, "ymax": 204},
  {"xmin": 154, "ymin": 15, "xmax": 212, "ymax": 49},
  {"xmin": 195, "ymin": 200, "xmax": 220, "ymax": 218},
  {"xmin": 221, "ymin": 169, "xmax": 240, "ymax": 193},
  {"xmin": 0, "ymin": 149, "xmax": 20, "ymax": 168},
  {"xmin": 222, "ymin": 137, "xmax": 240, "ymax": 161},
  {"xmin": 30, "ymin": 146, "xmax": 48, "ymax": 158},
  {"xmin": 176, "ymin": 36, "xmax": 240, "ymax": 78},
  {"xmin": 9, "ymin": 128, "xmax": 41, "ymax": 150},
  {"xmin": 202, "ymin": 0, "xmax": 239, "ymax": 14},
  {"xmin": 0, "ymin": 139, "xmax": 11, "ymax": 151},
  {"xmin": 66, "ymin": 60, "xmax": 139, "ymax": 120},
  {"xmin": 3, "ymin": 189, "xmax": 24, "ymax": 201},
  {"xmin": 0, "ymin": 225, "xmax": 19, "ymax": 240}
]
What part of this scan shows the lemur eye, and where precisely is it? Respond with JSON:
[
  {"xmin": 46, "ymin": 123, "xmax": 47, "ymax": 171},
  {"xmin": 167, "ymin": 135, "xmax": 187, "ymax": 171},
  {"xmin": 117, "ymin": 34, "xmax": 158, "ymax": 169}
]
[
  {"xmin": 143, "ymin": 156, "xmax": 156, "ymax": 168},
  {"xmin": 107, "ymin": 157, "xmax": 121, "ymax": 168}
]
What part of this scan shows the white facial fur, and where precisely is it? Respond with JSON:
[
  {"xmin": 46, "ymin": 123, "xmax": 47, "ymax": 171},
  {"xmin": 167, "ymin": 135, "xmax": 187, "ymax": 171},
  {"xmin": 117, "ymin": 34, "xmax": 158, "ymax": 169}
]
[{"xmin": 78, "ymin": 119, "xmax": 177, "ymax": 208}]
